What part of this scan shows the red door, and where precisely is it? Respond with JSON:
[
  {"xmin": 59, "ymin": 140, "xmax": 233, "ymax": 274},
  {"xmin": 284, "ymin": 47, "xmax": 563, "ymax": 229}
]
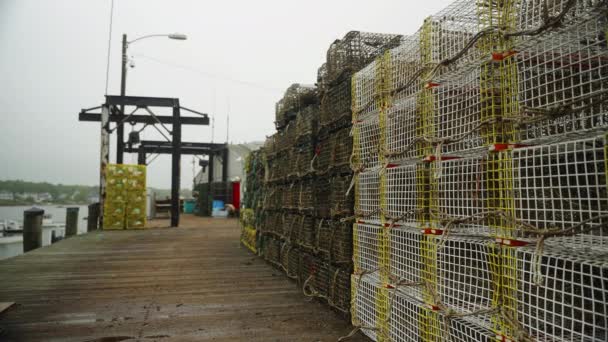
[{"xmin": 232, "ymin": 182, "xmax": 241, "ymax": 210}]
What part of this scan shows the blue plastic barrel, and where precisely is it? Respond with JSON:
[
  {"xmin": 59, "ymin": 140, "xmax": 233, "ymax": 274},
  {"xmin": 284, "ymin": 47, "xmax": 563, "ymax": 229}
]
[
  {"xmin": 212, "ymin": 200, "xmax": 224, "ymax": 210},
  {"xmin": 183, "ymin": 200, "xmax": 196, "ymax": 213}
]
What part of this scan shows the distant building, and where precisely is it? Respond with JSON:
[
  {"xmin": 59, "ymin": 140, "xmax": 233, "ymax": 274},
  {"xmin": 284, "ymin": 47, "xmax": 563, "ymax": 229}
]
[
  {"xmin": 88, "ymin": 193, "xmax": 99, "ymax": 203},
  {"xmin": 70, "ymin": 190, "xmax": 80, "ymax": 200},
  {"xmin": 38, "ymin": 192, "xmax": 53, "ymax": 202},
  {"xmin": 16, "ymin": 192, "xmax": 38, "ymax": 201},
  {"xmin": 0, "ymin": 191, "xmax": 14, "ymax": 201},
  {"xmin": 193, "ymin": 142, "xmax": 263, "ymax": 185}
]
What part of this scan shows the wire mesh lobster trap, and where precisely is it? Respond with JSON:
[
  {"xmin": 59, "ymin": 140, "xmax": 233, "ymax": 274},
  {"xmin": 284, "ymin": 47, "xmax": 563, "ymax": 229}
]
[
  {"xmin": 263, "ymin": 235, "xmax": 282, "ymax": 266},
  {"xmin": 434, "ymin": 67, "xmax": 484, "ymax": 153},
  {"xmin": 312, "ymin": 257, "xmax": 332, "ymax": 299},
  {"xmin": 289, "ymin": 244, "xmax": 302, "ymax": 280},
  {"xmin": 298, "ymin": 179, "xmax": 315, "ymax": 212},
  {"xmin": 333, "ymin": 126, "xmax": 354, "ymax": 174},
  {"xmin": 275, "ymin": 84, "xmax": 319, "ymax": 129},
  {"xmin": 284, "ymin": 122, "xmax": 298, "ymax": 150},
  {"xmin": 266, "ymin": 154, "xmax": 283, "ymax": 182},
  {"xmin": 389, "ymin": 34, "xmax": 423, "ymax": 100},
  {"xmin": 315, "ymin": 218, "xmax": 333, "ymax": 260},
  {"xmin": 315, "ymin": 126, "xmax": 353, "ymax": 175},
  {"xmin": 511, "ymin": 135, "xmax": 607, "ymax": 243},
  {"xmin": 264, "ymin": 134, "xmax": 278, "ymax": 159},
  {"xmin": 320, "ymin": 78, "xmax": 352, "ymax": 131},
  {"xmin": 434, "ymin": 150, "xmax": 489, "ymax": 235},
  {"xmin": 352, "ymin": 58, "xmax": 382, "ymax": 123},
  {"xmin": 296, "ymin": 214, "xmax": 316, "ymax": 251},
  {"xmin": 316, "ymin": 219, "xmax": 354, "ymax": 265},
  {"xmin": 389, "ymin": 227, "xmax": 423, "ymax": 295},
  {"xmin": 283, "ymin": 212, "xmax": 300, "ymax": 243},
  {"xmin": 385, "ymin": 93, "xmax": 419, "ymax": 162},
  {"xmin": 294, "ymin": 142, "xmax": 315, "ymax": 178},
  {"xmin": 515, "ymin": 0, "xmax": 604, "ymax": 35},
  {"xmin": 330, "ymin": 220, "xmax": 353, "ymax": 266},
  {"xmin": 423, "ymin": 0, "xmax": 481, "ymax": 73},
  {"xmin": 351, "ymin": 273, "xmax": 380, "ymax": 341},
  {"xmin": 353, "ymin": 223, "xmax": 381, "ymax": 273},
  {"xmin": 299, "ymin": 251, "xmax": 316, "ymax": 287},
  {"xmin": 262, "ymin": 186, "xmax": 279, "ymax": 211},
  {"xmin": 515, "ymin": 10, "xmax": 608, "ymax": 142},
  {"xmin": 317, "ymin": 63, "xmax": 328, "ymax": 95},
  {"xmin": 389, "ymin": 288, "xmax": 497, "ymax": 342},
  {"xmin": 329, "ymin": 265, "xmax": 351, "ymax": 314},
  {"xmin": 326, "ymin": 31, "xmax": 403, "ymax": 85},
  {"xmin": 356, "ymin": 169, "xmax": 381, "ymax": 224},
  {"xmin": 266, "ymin": 211, "xmax": 288, "ymax": 237},
  {"xmin": 517, "ymin": 241, "xmax": 608, "ymax": 341},
  {"xmin": 352, "ymin": 271, "xmax": 499, "ymax": 342},
  {"xmin": 330, "ymin": 174, "xmax": 354, "ymax": 217},
  {"xmin": 286, "ymin": 182, "xmax": 298, "ymax": 210},
  {"xmin": 315, "ymin": 176, "xmax": 332, "ymax": 218},
  {"xmin": 280, "ymin": 242, "xmax": 299, "ymax": 279},
  {"xmin": 436, "ymin": 236, "xmax": 494, "ymax": 318},
  {"xmin": 315, "ymin": 135, "xmax": 332, "ymax": 174},
  {"xmin": 355, "ymin": 114, "xmax": 382, "ymax": 170},
  {"xmin": 384, "ymin": 162, "xmax": 420, "ymax": 228},
  {"xmin": 295, "ymin": 104, "xmax": 319, "ymax": 144}
]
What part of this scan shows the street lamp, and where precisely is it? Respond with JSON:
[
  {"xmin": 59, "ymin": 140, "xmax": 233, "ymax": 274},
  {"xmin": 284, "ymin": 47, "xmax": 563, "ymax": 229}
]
[{"xmin": 117, "ymin": 33, "xmax": 188, "ymax": 163}]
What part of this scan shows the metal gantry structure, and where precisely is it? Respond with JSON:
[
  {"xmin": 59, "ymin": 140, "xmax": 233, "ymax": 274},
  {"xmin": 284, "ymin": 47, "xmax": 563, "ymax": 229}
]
[{"xmin": 79, "ymin": 95, "xmax": 227, "ymax": 227}]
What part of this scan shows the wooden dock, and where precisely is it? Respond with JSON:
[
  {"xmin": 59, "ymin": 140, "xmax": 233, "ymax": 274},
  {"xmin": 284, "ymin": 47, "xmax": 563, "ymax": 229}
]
[{"xmin": 0, "ymin": 215, "xmax": 366, "ymax": 341}]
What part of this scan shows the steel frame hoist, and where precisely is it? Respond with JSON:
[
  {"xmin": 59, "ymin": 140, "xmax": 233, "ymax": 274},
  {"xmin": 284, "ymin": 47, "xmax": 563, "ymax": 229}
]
[{"xmin": 78, "ymin": 95, "xmax": 228, "ymax": 227}]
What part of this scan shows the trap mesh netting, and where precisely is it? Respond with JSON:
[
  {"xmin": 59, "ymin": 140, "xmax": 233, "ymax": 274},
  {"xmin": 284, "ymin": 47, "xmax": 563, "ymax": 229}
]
[{"xmin": 349, "ymin": 0, "xmax": 608, "ymax": 341}]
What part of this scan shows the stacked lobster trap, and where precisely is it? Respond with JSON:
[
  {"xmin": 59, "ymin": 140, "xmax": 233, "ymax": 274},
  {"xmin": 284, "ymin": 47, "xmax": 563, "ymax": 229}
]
[
  {"xmin": 239, "ymin": 150, "xmax": 266, "ymax": 253},
  {"xmin": 241, "ymin": 31, "xmax": 405, "ymax": 317},
  {"xmin": 350, "ymin": 0, "xmax": 608, "ymax": 341}
]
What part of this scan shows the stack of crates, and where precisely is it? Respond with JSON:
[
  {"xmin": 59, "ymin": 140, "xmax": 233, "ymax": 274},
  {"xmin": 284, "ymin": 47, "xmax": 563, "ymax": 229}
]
[
  {"xmin": 350, "ymin": 0, "xmax": 608, "ymax": 341},
  {"xmin": 242, "ymin": 31, "xmax": 403, "ymax": 317},
  {"xmin": 261, "ymin": 83, "xmax": 322, "ymax": 286},
  {"xmin": 103, "ymin": 164, "xmax": 146, "ymax": 230},
  {"xmin": 314, "ymin": 31, "xmax": 403, "ymax": 315},
  {"xmin": 240, "ymin": 150, "xmax": 265, "ymax": 254}
]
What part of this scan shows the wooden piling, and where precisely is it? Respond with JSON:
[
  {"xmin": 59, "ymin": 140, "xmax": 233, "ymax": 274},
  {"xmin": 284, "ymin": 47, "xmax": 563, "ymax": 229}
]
[
  {"xmin": 87, "ymin": 203, "xmax": 100, "ymax": 231},
  {"xmin": 23, "ymin": 208, "xmax": 44, "ymax": 252},
  {"xmin": 65, "ymin": 207, "xmax": 79, "ymax": 237}
]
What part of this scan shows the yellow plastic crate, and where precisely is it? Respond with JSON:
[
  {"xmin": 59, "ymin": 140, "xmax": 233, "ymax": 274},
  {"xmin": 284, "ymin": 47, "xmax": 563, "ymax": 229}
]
[{"xmin": 104, "ymin": 163, "xmax": 147, "ymax": 230}]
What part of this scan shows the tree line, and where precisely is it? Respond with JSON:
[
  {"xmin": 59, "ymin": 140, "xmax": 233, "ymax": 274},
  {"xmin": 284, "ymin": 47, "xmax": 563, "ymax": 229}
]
[{"xmin": 0, "ymin": 180, "xmax": 96, "ymax": 203}]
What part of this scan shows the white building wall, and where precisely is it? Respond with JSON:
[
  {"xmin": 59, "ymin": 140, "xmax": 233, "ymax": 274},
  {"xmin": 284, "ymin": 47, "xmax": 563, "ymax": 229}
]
[{"xmin": 193, "ymin": 143, "xmax": 263, "ymax": 186}]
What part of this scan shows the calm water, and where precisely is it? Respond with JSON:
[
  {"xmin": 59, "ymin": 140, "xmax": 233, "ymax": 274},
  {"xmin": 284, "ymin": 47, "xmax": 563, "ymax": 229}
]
[{"xmin": 0, "ymin": 205, "xmax": 90, "ymax": 234}]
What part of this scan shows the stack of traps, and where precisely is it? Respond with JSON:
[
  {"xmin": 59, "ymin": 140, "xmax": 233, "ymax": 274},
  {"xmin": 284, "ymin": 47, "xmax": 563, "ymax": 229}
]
[
  {"xmin": 350, "ymin": 0, "xmax": 608, "ymax": 341},
  {"xmin": 353, "ymin": 237, "xmax": 607, "ymax": 341},
  {"xmin": 103, "ymin": 164, "xmax": 146, "ymax": 230}
]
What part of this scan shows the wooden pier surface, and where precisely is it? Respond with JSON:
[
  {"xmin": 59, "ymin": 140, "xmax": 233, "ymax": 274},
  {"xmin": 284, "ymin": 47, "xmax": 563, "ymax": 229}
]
[{"xmin": 0, "ymin": 215, "xmax": 366, "ymax": 341}]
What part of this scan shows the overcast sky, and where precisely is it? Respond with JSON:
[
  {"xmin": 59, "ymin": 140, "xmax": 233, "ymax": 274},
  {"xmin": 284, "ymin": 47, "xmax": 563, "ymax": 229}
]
[{"xmin": 0, "ymin": 0, "xmax": 452, "ymax": 189}]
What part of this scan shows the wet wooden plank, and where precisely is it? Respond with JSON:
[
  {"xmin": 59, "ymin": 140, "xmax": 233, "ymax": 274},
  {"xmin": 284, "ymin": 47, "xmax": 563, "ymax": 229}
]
[{"xmin": 0, "ymin": 216, "xmax": 367, "ymax": 341}]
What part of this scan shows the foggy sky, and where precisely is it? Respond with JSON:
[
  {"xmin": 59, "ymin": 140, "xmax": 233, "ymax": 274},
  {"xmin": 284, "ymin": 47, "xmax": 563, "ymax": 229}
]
[{"xmin": 0, "ymin": 0, "xmax": 452, "ymax": 189}]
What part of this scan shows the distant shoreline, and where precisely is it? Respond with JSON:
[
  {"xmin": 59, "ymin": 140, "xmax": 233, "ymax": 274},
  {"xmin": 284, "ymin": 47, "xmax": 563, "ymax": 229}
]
[{"xmin": 0, "ymin": 202, "xmax": 91, "ymax": 207}]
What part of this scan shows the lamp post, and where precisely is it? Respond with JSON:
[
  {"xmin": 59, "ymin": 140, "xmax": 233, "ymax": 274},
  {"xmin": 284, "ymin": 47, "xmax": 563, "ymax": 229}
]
[{"xmin": 116, "ymin": 33, "xmax": 187, "ymax": 164}]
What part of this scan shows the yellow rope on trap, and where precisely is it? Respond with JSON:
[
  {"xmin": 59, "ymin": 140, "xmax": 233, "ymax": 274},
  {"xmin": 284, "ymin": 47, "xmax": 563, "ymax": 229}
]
[
  {"xmin": 417, "ymin": 17, "xmax": 436, "ymax": 159},
  {"xmin": 350, "ymin": 60, "xmax": 366, "ymax": 334},
  {"xmin": 477, "ymin": 0, "xmax": 521, "ymax": 339},
  {"xmin": 240, "ymin": 225, "xmax": 257, "ymax": 254},
  {"xmin": 376, "ymin": 50, "xmax": 393, "ymax": 342}
]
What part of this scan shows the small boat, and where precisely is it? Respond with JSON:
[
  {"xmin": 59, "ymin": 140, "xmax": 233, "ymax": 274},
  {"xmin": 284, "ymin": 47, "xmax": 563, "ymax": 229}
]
[
  {"xmin": 43, "ymin": 213, "xmax": 53, "ymax": 226},
  {"xmin": 0, "ymin": 219, "xmax": 21, "ymax": 232}
]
